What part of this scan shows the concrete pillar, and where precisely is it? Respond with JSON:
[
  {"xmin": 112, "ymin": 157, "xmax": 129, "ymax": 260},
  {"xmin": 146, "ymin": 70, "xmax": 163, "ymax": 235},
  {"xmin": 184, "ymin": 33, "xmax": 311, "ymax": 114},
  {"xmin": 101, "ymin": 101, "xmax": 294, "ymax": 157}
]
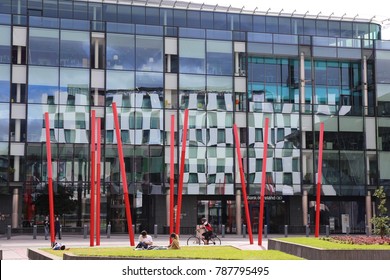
[
  {"xmin": 94, "ymin": 39, "xmax": 99, "ymax": 69},
  {"xmin": 235, "ymin": 52, "xmax": 239, "ymax": 74},
  {"xmin": 363, "ymin": 55, "xmax": 368, "ymax": 115},
  {"xmin": 366, "ymin": 191, "xmax": 372, "ymax": 235},
  {"xmin": 166, "ymin": 189, "xmax": 170, "ymax": 228},
  {"xmin": 12, "ymin": 188, "xmax": 19, "ymax": 228},
  {"xmin": 302, "ymin": 190, "xmax": 308, "ymax": 226},
  {"xmin": 14, "ymin": 156, "xmax": 20, "ymax": 182},
  {"xmin": 300, "ymin": 52, "xmax": 306, "ymax": 112},
  {"xmin": 235, "ymin": 189, "xmax": 242, "ymax": 235}
]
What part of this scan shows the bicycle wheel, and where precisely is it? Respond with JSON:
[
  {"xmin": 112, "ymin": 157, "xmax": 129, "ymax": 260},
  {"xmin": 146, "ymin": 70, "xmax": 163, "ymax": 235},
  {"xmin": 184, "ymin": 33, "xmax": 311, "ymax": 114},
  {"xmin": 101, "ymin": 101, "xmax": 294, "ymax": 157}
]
[
  {"xmin": 210, "ymin": 236, "xmax": 221, "ymax": 245},
  {"xmin": 187, "ymin": 235, "xmax": 200, "ymax": 245}
]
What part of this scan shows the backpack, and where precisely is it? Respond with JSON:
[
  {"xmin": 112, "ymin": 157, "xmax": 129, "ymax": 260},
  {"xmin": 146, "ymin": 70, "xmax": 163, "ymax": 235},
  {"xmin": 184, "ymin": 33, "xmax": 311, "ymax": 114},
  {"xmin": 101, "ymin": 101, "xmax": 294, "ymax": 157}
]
[{"xmin": 204, "ymin": 223, "xmax": 213, "ymax": 232}]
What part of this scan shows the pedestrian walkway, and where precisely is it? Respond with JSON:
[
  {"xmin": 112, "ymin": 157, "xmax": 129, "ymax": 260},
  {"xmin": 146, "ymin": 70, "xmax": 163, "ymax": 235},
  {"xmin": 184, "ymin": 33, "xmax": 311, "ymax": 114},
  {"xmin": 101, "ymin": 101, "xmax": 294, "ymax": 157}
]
[{"xmin": 0, "ymin": 233, "xmax": 270, "ymax": 260}]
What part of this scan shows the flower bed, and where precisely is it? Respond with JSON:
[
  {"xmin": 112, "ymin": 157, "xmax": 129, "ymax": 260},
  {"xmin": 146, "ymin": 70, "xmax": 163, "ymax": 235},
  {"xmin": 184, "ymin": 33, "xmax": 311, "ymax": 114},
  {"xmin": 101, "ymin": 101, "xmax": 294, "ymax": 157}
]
[{"xmin": 322, "ymin": 235, "xmax": 390, "ymax": 245}]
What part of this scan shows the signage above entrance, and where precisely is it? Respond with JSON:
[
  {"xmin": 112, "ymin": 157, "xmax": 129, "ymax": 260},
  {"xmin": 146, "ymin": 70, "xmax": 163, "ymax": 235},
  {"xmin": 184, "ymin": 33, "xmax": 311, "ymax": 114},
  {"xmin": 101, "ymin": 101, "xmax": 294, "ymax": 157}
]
[{"xmin": 247, "ymin": 195, "xmax": 284, "ymax": 201}]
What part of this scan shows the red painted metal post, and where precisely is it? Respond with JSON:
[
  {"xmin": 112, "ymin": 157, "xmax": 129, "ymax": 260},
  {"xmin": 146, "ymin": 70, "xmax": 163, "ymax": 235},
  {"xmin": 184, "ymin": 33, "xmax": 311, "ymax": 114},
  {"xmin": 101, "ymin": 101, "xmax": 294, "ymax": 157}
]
[
  {"xmin": 315, "ymin": 122, "xmax": 325, "ymax": 238},
  {"xmin": 44, "ymin": 112, "xmax": 55, "ymax": 245},
  {"xmin": 169, "ymin": 114, "xmax": 175, "ymax": 238},
  {"xmin": 90, "ymin": 110, "xmax": 95, "ymax": 247},
  {"xmin": 112, "ymin": 102, "xmax": 135, "ymax": 246},
  {"xmin": 96, "ymin": 118, "xmax": 101, "ymax": 246},
  {"xmin": 258, "ymin": 117, "xmax": 269, "ymax": 246},
  {"xmin": 175, "ymin": 109, "xmax": 189, "ymax": 235},
  {"xmin": 233, "ymin": 124, "xmax": 254, "ymax": 244}
]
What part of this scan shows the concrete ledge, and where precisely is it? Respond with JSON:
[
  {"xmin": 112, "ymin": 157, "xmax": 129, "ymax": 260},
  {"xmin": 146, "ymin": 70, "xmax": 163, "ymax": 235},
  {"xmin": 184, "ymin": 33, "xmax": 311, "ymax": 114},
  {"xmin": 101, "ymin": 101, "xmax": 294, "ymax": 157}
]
[
  {"xmin": 27, "ymin": 248, "xmax": 61, "ymax": 260},
  {"xmin": 268, "ymin": 239, "xmax": 390, "ymax": 260}
]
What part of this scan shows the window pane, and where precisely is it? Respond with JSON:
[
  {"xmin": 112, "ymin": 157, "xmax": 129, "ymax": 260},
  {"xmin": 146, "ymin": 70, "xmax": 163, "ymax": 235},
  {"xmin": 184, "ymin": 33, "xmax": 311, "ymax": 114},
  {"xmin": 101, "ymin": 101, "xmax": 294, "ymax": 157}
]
[
  {"xmin": 136, "ymin": 36, "xmax": 163, "ymax": 72},
  {"xmin": 29, "ymin": 28, "xmax": 59, "ymax": 66},
  {"xmin": 60, "ymin": 30, "xmax": 89, "ymax": 68},
  {"xmin": 107, "ymin": 33, "xmax": 135, "ymax": 70}
]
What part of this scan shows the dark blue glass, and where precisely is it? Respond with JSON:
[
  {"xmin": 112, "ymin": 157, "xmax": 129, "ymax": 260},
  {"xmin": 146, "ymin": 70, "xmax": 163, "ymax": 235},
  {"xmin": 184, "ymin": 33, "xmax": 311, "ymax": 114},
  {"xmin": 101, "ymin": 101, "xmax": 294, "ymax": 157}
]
[
  {"xmin": 201, "ymin": 11, "xmax": 213, "ymax": 29},
  {"xmin": 174, "ymin": 9, "xmax": 186, "ymax": 27},
  {"xmin": 179, "ymin": 28, "xmax": 205, "ymax": 39},
  {"xmin": 117, "ymin": 5, "xmax": 132, "ymax": 23},
  {"xmin": 266, "ymin": 16, "xmax": 278, "ymax": 33},
  {"xmin": 106, "ymin": 22, "xmax": 135, "ymax": 34},
  {"xmin": 214, "ymin": 12, "xmax": 226, "ymax": 30},
  {"xmin": 61, "ymin": 19, "xmax": 89, "ymax": 30},
  {"xmin": 132, "ymin": 6, "xmax": 145, "ymax": 24},
  {"xmin": 42, "ymin": 0, "xmax": 58, "ymax": 18},
  {"xmin": 329, "ymin": 21, "xmax": 340, "ymax": 37},
  {"xmin": 279, "ymin": 17, "xmax": 291, "ymax": 34},
  {"xmin": 340, "ymin": 22, "xmax": 353, "ymax": 38},
  {"xmin": 227, "ymin": 14, "xmax": 239, "ymax": 31},
  {"xmin": 103, "ymin": 3, "xmax": 117, "ymax": 22},
  {"xmin": 59, "ymin": 0, "xmax": 72, "ymax": 18},
  {"xmin": 146, "ymin": 7, "xmax": 159, "ymax": 26},
  {"xmin": 240, "ymin": 14, "xmax": 252, "ymax": 32},
  {"xmin": 303, "ymin": 19, "xmax": 316, "ymax": 36},
  {"xmin": 0, "ymin": 14, "xmax": 11, "ymax": 24},
  {"xmin": 88, "ymin": 2, "xmax": 102, "ymax": 21},
  {"xmin": 12, "ymin": 0, "xmax": 27, "ymax": 15},
  {"xmin": 28, "ymin": 0, "xmax": 42, "ymax": 10},
  {"xmin": 253, "ymin": 15, "xmax": 265, "ymax": 33},
  {"xmin": 29, "ymin": 16, "xmax": 59, "ymax": 28},
  {"xmin": 187, "ymin": 11, "xmax": 200, "ymax": 28},
  {"xmin": 206, "ymin": 30, "xmax": 232, "ymax": 40},
  {"xmin": 136, "ymin": 25, "xmax": 163, "ymax": 36},
  {"xmin": 74, "ymin": 1, "xmax": 88, "ymax": 20},
  {"xmin": 316, "ymin": 20, "xmax": 328, "ymax": 36},
  {"xmin": 160, "ymin": 9, "xmax": 173, "ymax": 26}
]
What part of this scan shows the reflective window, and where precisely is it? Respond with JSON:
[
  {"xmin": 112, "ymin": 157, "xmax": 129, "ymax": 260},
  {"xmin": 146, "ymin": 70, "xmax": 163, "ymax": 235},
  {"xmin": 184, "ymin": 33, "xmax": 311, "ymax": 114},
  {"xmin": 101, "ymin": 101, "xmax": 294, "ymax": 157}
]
[
  {"xmin": 376, "ymin": 51, "xmax": 390, "ymax": 83},
  {"xmin": 213, "ymin": 12, "xmax": 226, "ymax": 30},
  {"xmin": 179, "ymin": 39, "xmax": 205, "ymax": 74},
  {"xmin": 60, "ymin": 30, "xmax": 90, "ymax": 68},
  {"xmin": 0, "ymin": 25, "xmax": 11, "ymax": 64},
  {"xmin": 136, "ymin": 36, "xmax": 163, "ymax": 72},
  {"xmin": 253, "ymin": 16, "xmax": 265, "ymax": 33},
  {"xmin": 60, "ymin": 68, "xmax": 89, "ymax": 106},
  {"xmin": 206, "ymin": 40, "xmax": 233, "ymax": 75},
  {"xmin": 29, "ymin": 28, "xmax": 59, "ymax": 66},
  {"xmin": 187, "ymin": 11, "xmax": 201, "ymax": 28},
  {"xmin": 27, "ymin": 104, "xmax": 48, "ymax": 142},
  {"xmin": 107, "ymin": 33, "xmax": 135, "ymax": 70},
  {"xmin": 0, "ymin": 103, "xmax": 9, "ymax": 141},
  {"xmin": 28, "ymin": 66, "xmax": 58, "ymax": 104},
  {"xmin": 0, "ymin": 64, "xmax": 10, "ymax": 102}
]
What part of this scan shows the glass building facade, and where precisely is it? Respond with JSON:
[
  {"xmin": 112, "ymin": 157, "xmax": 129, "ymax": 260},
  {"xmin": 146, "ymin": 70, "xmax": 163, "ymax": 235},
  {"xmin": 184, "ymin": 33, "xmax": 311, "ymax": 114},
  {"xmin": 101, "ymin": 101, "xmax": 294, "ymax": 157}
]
[{"xmin": 0, "ymin": 0, "xmax": 389, "ymax": 235}]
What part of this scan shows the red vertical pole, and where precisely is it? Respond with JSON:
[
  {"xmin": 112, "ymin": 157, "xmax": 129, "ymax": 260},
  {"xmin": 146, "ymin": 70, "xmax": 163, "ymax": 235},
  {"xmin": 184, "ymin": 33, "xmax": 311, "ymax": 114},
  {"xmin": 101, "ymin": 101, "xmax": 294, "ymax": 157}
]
[
  {"xmin": 96, "ymin": 118, "xmax": 101, "ymax": 246},
  {"xmin": 90, "ymin": 110, "xmax": 95, "ymax": 247},
  {"xmin": 44, "ymin": 112, "xmax": 55, "ymax": 245},
  {"xmin": 169, "ymin": 114, "xmax": 175, "ymax": 238},
  {"xmin": 233, "ymin": 124, "xmax": 254, "ymax": 244},
  {"xmin": 175, "ymin": 109, "xmax": 189, "ymax": 235},
  {"xmin": 112, "ymin": 102, "xmax": 135, "ymax": 246},
  {"xmin": 258, "ymin": 117, "xmax": 269, "ymax": 246},
  {"xmin": 315, "ymin": 122, "xmax": 325, "ymax": 238}
]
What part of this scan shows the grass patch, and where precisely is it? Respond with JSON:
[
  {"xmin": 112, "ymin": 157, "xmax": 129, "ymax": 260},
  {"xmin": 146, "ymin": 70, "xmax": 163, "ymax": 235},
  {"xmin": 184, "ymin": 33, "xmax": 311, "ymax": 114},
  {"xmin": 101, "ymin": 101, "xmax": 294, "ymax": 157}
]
[
  {"xmin": 41, "ymin": 246, "xmax": 302, "ymax": 260},
  {"xmin": 276, "ymin": 237, "xmax": 390, "ymax": 250}
]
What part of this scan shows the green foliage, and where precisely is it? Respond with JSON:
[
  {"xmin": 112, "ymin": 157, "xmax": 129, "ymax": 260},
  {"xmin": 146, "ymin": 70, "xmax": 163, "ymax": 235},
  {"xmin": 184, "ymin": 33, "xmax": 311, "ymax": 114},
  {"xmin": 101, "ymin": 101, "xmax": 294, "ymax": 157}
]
[{"xmin": 371, "ymin": 186, "xmax": 390, "ymax": 238}]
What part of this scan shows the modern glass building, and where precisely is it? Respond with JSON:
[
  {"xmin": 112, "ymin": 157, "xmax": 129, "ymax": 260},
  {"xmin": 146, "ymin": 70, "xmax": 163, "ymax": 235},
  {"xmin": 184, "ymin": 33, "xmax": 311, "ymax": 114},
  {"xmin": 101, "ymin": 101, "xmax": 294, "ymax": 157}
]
[{"xmin": 0, "ymin": 0, "xmax": 389, "ymax": 235}]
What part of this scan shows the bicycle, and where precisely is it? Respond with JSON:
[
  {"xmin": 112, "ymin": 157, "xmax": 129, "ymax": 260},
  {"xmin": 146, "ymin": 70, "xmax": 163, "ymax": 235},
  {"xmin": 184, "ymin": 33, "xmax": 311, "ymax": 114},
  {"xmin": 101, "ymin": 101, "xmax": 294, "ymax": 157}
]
[{"xmin": 186, "ymin": 229, "xmax": 221, "ymax": 245}]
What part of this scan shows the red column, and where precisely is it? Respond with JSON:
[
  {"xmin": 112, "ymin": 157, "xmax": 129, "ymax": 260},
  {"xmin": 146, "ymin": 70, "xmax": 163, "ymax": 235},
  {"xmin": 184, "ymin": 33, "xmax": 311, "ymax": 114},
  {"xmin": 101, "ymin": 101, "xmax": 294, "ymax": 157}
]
[
  {"xmin": 169, "ymin": 114, "xmax": 175, "ymax": 238},
  {"xmin": 258, "ymin": 117, "xmax": 269, "ymax": 246},
  {"xmin": 112, "ymin": 102, "xmax": 135, "ymax": 246},
  {"xmin": 175, "ymin": 109, "xmax": 189, "ymax": 235},
  {"xmin": 233, "ymin": 124, "xmax": 253, "ymax": 244},
  {"xmin": 44, "ymin": 112, "xmax": 55, "ymax": 245},
  {"xmin": 96, "ymin": 118, "xmax": 101, "ymax": 246},
  {"xmin": 315, "ymin": 122, "xmax": 325, "ymax": 238},
  {"xmin": 90, "ymin": 110, "xmax": 95, "ymax": 247}
]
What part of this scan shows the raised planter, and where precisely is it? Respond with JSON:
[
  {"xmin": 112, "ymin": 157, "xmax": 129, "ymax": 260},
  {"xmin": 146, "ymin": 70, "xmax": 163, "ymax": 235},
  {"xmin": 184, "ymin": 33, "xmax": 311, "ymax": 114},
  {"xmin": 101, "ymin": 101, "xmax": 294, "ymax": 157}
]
[
  {"xmin": 27, "ymin": 248, "xmax": 61, "ymax": 260},
  {"xmin": 268, "ymin": 239, "xmax": 390, "ymax": 260}
]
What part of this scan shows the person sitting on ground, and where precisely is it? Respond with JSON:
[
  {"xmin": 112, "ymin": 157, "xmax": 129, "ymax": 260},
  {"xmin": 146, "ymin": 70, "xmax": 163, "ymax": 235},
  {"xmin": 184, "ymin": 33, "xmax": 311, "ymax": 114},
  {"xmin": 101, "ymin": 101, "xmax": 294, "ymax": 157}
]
[
  {"xmin": 52, "ymin": 242, "xmax": 68, "ymax": 250},
  {"xmin": 136, "ymin": 230, "xmax": 153, "ymax": 249},
  {"xmin": 200, "ymin": 217, "xmax": 213, "ymax": 245},
  {"xmin": 168, "ymin": 233, "xmax": 180, "ymax": 249}
]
